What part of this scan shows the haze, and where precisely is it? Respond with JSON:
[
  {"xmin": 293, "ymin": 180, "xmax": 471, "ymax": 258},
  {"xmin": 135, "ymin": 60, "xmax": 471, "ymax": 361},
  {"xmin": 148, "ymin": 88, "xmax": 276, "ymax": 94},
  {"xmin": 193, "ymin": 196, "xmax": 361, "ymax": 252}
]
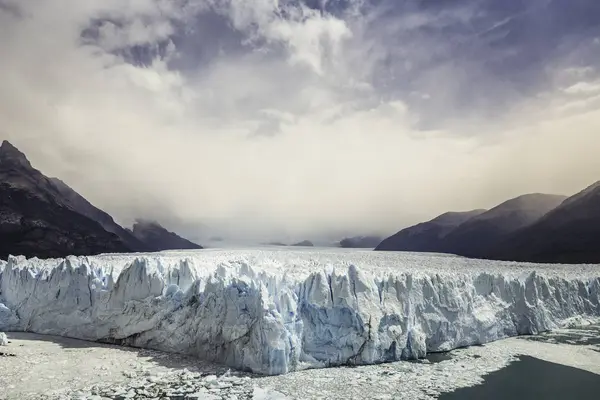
[{"xmin": 1, "ymin": 0, "xmax": 600, "ymax": 243}]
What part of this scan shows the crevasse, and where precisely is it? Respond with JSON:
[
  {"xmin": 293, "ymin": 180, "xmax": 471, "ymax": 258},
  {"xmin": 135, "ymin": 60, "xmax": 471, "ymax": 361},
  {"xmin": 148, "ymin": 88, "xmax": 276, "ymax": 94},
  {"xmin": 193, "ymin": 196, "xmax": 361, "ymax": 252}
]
[{"xmin": 0, "ymin": 251, "xmax": 599, "ymax": 375}]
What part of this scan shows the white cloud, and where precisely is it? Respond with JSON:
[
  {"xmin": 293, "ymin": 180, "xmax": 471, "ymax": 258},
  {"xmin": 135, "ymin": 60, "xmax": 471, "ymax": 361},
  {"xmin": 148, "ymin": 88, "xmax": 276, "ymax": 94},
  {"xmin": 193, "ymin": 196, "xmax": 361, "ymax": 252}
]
[
  {"xmin": 564, "ymin": 81, "xmax": 600, "ymax": 95},
  {"xmin": 1, "ymin": 1, "xmax": 600, "ymax": 241}
]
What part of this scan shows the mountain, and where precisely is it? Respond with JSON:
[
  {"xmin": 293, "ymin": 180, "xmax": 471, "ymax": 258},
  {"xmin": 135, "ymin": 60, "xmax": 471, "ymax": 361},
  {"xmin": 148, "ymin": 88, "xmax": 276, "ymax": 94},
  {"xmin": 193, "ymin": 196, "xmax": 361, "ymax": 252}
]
[
  {"xmin": 439, "ymin": 193, "xmax": 567, "ymax": 258},
  {"xmin": 129, "ymin": 219, "xmax": 202, "ymax": 251},
  {"xmin": 487, "ymin": 183, "xmax": 600, "ymax": 263},
  {"xmin": 291, "ymin": 240, "xmax": 314, "ymax": 247},
  {"xmin": 339, "ymin": 236, "xmax": 382, "ymax": 248},
  {"xmin": 375, "ymin": 210, "xmax": 487, "ymax": 252},
  {"xmin": 49, "ymin": 178, "xmax": 149, "ymax": 252},
  {"xmin": 0, "ymin": 140, "xmax": 130, "ymax": 259},
  {"xmin": 263, "ymin": 241, "xmax": 288, "ymax": 246}
]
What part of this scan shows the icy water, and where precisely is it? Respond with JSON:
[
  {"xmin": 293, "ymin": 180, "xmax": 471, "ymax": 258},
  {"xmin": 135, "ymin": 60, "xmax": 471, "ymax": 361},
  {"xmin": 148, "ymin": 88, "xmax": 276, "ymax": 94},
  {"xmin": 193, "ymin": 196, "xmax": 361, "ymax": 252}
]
[
  {"xmin": 439, "ymin": 355, "xmax": 600, "ymax": 399},
  {"xmin": 439, "ymin": 324, "xmax": 600, "ymax": 400}
]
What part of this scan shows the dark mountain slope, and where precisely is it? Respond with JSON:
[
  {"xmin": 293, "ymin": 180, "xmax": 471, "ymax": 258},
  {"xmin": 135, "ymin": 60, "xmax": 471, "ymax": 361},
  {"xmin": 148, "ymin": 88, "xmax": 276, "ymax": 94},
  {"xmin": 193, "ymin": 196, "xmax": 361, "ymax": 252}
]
[
  {"xmin": 487, "ymin": 183, "xmax": 600, "ymax": 264},
  {"xmin": 339, "ymin": 236, "xmax": 382, "ymax": 248},
  {"xmin": 0, "ymin": 140, "xmax": 130, "ymax": 259},
  {"xmin": 375, "ymin": 209, "xmax": 487, "ymax": 252},
  {"xmin": 440, "ymin": 193, "xmax": 567, "ymax": 258},
  {"xmin": 49, "ymin": 177, "xmax": 149, "ymax": 252},
  {"xmin": 130, "ymin": 219, "xmax": 202, "ymax": 251}
]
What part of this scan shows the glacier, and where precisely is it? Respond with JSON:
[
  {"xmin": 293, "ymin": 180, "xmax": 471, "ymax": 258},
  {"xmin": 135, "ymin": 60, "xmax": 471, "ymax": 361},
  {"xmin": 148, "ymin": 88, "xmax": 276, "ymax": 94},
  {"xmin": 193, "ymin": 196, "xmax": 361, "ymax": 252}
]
[{"xmin": 1, "ymin": 248, "xmax": 599, "ymax": 375}]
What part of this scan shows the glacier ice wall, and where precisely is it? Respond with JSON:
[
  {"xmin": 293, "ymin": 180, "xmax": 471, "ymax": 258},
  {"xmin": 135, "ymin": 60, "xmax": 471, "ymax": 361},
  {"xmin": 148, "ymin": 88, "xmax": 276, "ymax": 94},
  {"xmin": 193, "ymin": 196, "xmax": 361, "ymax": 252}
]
[{"xmin": 1, "ymin": 250, "xmax": 599, "ymax": 375}]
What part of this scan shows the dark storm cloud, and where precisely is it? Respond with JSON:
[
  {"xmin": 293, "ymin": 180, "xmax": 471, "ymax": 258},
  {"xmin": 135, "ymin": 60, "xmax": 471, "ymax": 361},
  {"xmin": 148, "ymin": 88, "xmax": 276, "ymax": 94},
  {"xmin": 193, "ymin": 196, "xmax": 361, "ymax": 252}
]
[
  {"xmin": 345, "ymin": 0, "xmax": 600, "ymax": 126},
  {"xmin": 1, "ymin": 0, "xmax": 600, "ymax": 242},
  {"xmin": 79, "ymin": 0, "xmax": 600, "ymax": 125}
]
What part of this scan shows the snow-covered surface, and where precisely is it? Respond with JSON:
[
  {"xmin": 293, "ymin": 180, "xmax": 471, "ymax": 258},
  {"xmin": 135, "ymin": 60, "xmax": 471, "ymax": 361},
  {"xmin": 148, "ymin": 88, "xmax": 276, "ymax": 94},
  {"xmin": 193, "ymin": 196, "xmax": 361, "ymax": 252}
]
[
  {"xmin": 1, "ymin": 248, "xmax": 600, "ymax": 375},
  {"xmin": 0, "ymin": 332, "xmax": 258, "ymax": 400},
  {"xmin": 2, "ymin": 328, "xmax": 600, "ymax": 400}
]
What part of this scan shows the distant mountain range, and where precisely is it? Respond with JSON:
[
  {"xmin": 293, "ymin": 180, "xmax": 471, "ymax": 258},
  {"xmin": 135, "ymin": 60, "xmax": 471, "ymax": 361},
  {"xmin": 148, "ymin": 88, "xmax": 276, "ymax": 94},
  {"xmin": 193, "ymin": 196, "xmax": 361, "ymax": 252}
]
[
  {"xmin": 339, "ymin": 235, "xmax": 382, "ymax": 248},
  {"xmin": 4, "ymin": 140, "xmax": 600, "ymax": 264},
  {"xmin": 487, "ymin": 183, "xmax": 600, "ymax": 264},
  {"xmin": 259, "ymin": 240, "xmax": 315, "ymax": 247},
  {"xmin": 128, "ymin": 219, "xmax": 202, "ymax": 251},
  {"xmin": 49, "ymin": 176, "xmax": 149, "ymax": 252},
  {"xmin": 0, "ymin": 141, "xmax": 202, "ymax": 260},
  {"xmin": 376, "ymin": 210, "xmax": 486, "ymax": 252},
  {"xmin": 376, "ymin": 185, "xmax": 600, "ymax": 264},
  {"xmin": 435, "ymin": 194, "xmax": 567, "ymax": 258},
  {"xmin": 291, "ymin": 240, "xmax": 314, "ymax": 247}
]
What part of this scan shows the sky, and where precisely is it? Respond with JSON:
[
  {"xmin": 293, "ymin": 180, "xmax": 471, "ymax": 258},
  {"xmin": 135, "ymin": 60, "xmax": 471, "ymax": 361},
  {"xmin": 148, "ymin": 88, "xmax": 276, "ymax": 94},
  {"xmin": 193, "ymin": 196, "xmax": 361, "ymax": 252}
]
[{"xmin": 1, "ymin": 0, "xmax": 600, "ymax": 243}]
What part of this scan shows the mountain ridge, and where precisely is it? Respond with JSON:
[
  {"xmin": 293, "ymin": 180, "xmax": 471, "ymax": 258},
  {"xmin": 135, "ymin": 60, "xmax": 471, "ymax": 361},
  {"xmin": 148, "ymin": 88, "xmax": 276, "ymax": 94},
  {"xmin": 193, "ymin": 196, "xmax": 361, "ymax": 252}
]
[
  {"xmin": 0, "ymin": 140, "xmax": 202, "ymax": 259},
  {"xmin": 49, "ymin": 177, "xmax": 150, "ymax": 252},
  {"xmin": 486, "ymin": 182, "xmax": 600, "ymax": 263},
  {"xmin": 0, "ymin": 140, "xmax": 130, "ymax": 259},
  {"xmin": 375, "ymin": 209, "xmax": 487, "ymax": 252},
  {"xmin": 376, "ymin": 188, "xmax": 600, "ymax": 264},
  {"xmin": 129, "ymin": 219, "xmax": 202, "ymax": 251},
  {"xmin": 438, "ymin": 193, "xmax": 567, "ymax": 258}
]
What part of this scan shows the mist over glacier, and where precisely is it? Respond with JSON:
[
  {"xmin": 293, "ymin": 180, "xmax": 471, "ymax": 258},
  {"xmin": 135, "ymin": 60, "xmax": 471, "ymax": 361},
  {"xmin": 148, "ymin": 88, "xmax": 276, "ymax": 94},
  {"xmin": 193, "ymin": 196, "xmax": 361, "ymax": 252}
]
[{"xmin": 1, "ymin": 248, "xmax": 599, "ymax": 375}]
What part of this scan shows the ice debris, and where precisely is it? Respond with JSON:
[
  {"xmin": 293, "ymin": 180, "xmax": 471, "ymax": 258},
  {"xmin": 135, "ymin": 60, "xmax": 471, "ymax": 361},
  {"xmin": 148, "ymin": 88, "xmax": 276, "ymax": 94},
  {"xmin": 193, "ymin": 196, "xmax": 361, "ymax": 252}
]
[
  {"xmin": 0, "ymin": 332, "xmax": 8, "ymax": 346},
  {"xmin": 41, "ymin": 369, "xmax": 286, "ymax": 400},
  {"xmin": 1, "ymin": 250, "xmax": 600, "ymax": 375}
]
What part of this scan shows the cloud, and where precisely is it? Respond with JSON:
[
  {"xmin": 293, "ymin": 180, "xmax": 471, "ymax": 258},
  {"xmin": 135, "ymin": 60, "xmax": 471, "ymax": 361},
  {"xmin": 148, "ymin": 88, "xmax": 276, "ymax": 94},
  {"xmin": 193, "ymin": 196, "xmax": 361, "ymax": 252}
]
[
  {"xmin": 564, "ymin": 81, "xmax": 600, "ymax": 95},
  {"xmin": 1, "ymin": 0, "xmax": 600, "ymax": 242}
]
